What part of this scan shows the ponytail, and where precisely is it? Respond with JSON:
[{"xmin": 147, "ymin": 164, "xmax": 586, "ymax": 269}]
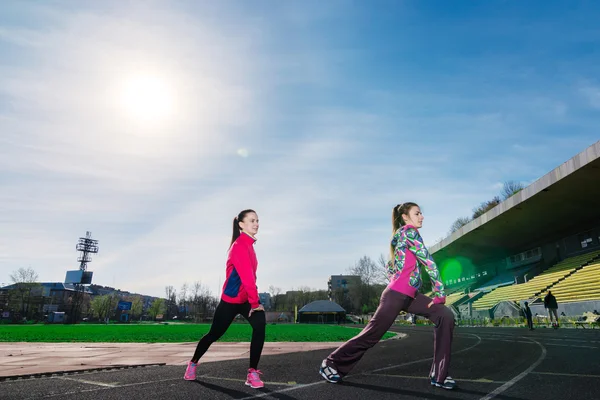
[
  {"xmin": 389, "ymin": 202, "xmax": 419, "ymax": 261},
  {"xmin": 230, "ymin": 209, "xmax": 256, "ymax": 246},
  {"xmin": 231, "ymin": 217, "xmax": 241, "ymax": 246}
]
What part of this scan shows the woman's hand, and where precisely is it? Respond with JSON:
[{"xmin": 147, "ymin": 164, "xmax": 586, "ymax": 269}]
[
  {"xmin": 428, "ymin": 296, "xmax": 446, "ymax": 308},
  {"xmin": 249, "ymin": 304, "xmax": 265, "ymax": 317}
]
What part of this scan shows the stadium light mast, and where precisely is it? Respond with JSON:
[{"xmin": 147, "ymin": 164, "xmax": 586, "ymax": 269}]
[
  {"xmin": 76, "ymin": 231, "xmax": 99, "ymax": 271},
  {"xmin": 65, "ymin": 231, "xmax": 99, "ymax": 323}
]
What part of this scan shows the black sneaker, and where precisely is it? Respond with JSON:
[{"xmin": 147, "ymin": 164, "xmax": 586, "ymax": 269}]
[
  {"xmin": 431, "ymin": 375, "xmax": 456, "ymax": 390},
  {"xmin": 319, "ymin": 360, "xmax": 341, "ymax": 383}
]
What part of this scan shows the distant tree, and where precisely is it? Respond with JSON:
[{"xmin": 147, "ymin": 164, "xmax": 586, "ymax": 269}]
[
  {"xmin": 449, "ymin": 180, "xmax": 524, "ymax": 236},
  {"xmin": 285, "ymin": 289, "xmax": 298, "ymax": 312},
  {"xmin": 148, "ymin": 298, "xmax": 166, "ymax": 320},
  {"xmin": 449, "ymin": 216, "xmax": 472, "ymax": 234},
  {"xmin": 9, "ymin": 267, "xmax": 40, "ymax": 319},
  {"xmin": 90, "ymin": 294, "xmax": 118, "ymax": 322},
  {"xmin": 165, "ymin": 286, "xmax": 177, "ymax": 319},
  {"xmin": 273, "ymin": 292, "xmax": 287, "ymax": 312},
  {"xmin": 349, "ymin": 256, "xmax": 385, "ymax": 286},
  {"xmin": 348, "ymin": 256, "xmax": 387, "ymax": 314},
  {"xmin": 377, "ymin": 254, "xmax": 391, "ymax": 283},
  {"xmin": 501, "ymin": 180, "xmax": 525, "ymax": 200},
  {"xmin": 297, "ymin": 286, "xmax": 312, "ymax": 308},
  {"xmin": 179, "ymin": 283, "xmax": 188, "ymax": 318},
  {"xmin": 131, "ymin": 296, "xmax": 144, "ymax": 320},
  {"xmin": 331, "ymin": 287, "xmax": 354, "ymax": 314},
  {"xmin": 190, "ymin": 281, "xmax": 217, "ymax": 321},
  {"xmin": 268, "ymin": 286, "xmax": 282, "ymax": 311},
  {"xmin": 472, "ymin": 196, "xmax": 501, "ymax": 219},
  {"xmin": 311, "ymin": 289, "xmax": 329, "ymax": 302},
  {"xmin": 90, "ymin": 296, "xmax": 103, "ymax": 320}
]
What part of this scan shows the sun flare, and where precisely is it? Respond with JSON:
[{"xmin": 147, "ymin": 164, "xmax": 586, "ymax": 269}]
[{"xmin": 119, "ymin": 74, "xmax": 174, "ymax": 123}]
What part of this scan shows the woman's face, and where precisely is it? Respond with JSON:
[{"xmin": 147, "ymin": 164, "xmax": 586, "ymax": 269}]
[
  {"xmin": 402, "ymin": 206, "xmax": 424, "ymax": 229},
  {"xmin": 239, "ymin": 212, "xmax": 259, "ymax": 236}
]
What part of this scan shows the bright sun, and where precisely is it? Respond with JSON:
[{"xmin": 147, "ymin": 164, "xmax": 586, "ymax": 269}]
[{"xmin": 119, "ymin": 74, "xmax": 174, "ymax": 123}]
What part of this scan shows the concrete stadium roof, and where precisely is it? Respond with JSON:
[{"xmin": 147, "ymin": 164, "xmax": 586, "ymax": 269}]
[
  {"xmin": 431, "ymin": 140, "xmax": 600, "ymax": 264},
  {"xmin": 298, "ymin": 300, "xmax": 345, "ymax": 313}
]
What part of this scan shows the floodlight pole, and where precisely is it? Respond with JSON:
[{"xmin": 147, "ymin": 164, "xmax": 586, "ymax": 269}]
[{"xmin": 69, "ymin": 231, "xmax": 99, "ymax": 323}]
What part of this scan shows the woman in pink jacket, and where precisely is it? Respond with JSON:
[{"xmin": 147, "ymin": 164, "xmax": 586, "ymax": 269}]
[
  {"xmin": 184, "ymin": 209, "xmax": 266, "ymax": 389},
  {"xmin": 319, "ymin": 202, "xmax": 456, "ymax": 390}
]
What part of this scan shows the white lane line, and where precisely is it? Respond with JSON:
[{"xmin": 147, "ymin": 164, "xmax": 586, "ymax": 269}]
[
  {"xmin": 532, "ymin": 372, "xmax": 600, "ymax": 378},
  {"xmin": 467, "ymin": 336, "xmax": 596, "ymax": 349},
  {"xmin": 367, "ymin": 373, "xmax": 507, "ymax": 384},
  {"xmin": 56, "ymin": 376, "xmax": 118, "ymax": 387},
  {"xmin": 46, "ymin": 372, "xmax": 303, "ymax": 399},
  {"xmin": 200, "ymin": 375, "xmax": 298, "ymax": 386},
  {"xmin": 473, "ymin": 338, "xmax": 534, "ymax": 345},
  {"xmin": 478, "ymin": 337, "xmax": 547, "ymax": 400},
  {"xmin": 543, "ymin": 343, "xmax": 597, "ymax": 349},
  {"xmin": 539, "ymin": 337, "xmax": 600, "ymax": 344},
  {"xmin": 238, "ymin": 381, "xmax": 327, "ymax": 400},
  {"xmin": 239, "ymin": 333, "xmax": 483, "ymax": 399},
  {"xmin": 485, "ymin": 339, "xmax": 587, "ymax": 347},
  {"xmin": 42, "ymin": 377, "xmax": 181, "ymax": 398},
  {"xmin": 371, "ymin": 332, "xmax": 482, "ymax": 373},
  {"xmin": 44, "ymin": 332, "xmax": 484, "ymax": 399},
  {"xmin": 465, "ymin": 333, "xmax": 600, "ymax": 344}
]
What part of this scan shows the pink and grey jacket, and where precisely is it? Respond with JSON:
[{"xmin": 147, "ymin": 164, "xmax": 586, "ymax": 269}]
[
  {"xmin": 221, "ymin": 232, "xmax": 260, "ymax": 309},
  {"xmin": 387, "ymin": 225, "xmax": 446, "ymax": 304}
]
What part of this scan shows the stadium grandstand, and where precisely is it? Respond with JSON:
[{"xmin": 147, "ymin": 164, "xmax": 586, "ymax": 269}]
[{"xmin": 430, "ymin": 140, "xmax": 600, "ymax": 319}]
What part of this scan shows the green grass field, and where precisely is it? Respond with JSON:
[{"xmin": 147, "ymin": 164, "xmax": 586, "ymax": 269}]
[{"xmin": 0, "ymin": 323, "xmax": 395, "ymax": 343}]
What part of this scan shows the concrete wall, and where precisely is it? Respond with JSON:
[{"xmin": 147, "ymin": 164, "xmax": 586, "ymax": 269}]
[
  {"xmin": 492, "ymin": 301, "xmax": 522, "ymax": 319},
  {"xmin": 540, "ymin": 242, "xmax": 560, "ymax": 268},
  {"xmin": 471, "ymin": 309, "xmax": 493, "ymax": 319},
  {"xmin": 563, "ymin": 225, "xmax": 600, "ymax": 257}
]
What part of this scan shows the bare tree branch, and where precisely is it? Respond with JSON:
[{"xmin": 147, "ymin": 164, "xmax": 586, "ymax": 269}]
[
  {"xmin": 449, "ymin": 216, "xmax": 472, "ymax": 234},
  {"xmin": 501, "ymin": 180, "xmax": 525, "ymax": 200}
]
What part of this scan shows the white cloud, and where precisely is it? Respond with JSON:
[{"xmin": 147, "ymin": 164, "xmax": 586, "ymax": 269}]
[
  {"xmin": 2, "ymin": 2, "xmax": 600, "ymax": 300},
  {"xmin": 491, "ymin": 182, "xmax": 504, "ymax": 191},
  {"xmin": 0, "ymin": 1, "xmax": 379, "ymax": 297},
  {"xmin": 0, "ymin": 4, "xmax": 264, "ymax": 292}
]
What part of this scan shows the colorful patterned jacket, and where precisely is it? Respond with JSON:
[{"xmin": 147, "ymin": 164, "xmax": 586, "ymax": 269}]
[{"xmin": 387, "ymin": 224, "xmax": 446, "ymax": 303}]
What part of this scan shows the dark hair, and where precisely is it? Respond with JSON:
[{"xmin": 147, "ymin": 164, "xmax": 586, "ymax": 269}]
[
  {"xmin": 390, "ymin": 202, "xmax": 419, "ymax": 261},
  {"xmin": 231, "ymin": 209, "xmax": 256, "ymax": 246}
]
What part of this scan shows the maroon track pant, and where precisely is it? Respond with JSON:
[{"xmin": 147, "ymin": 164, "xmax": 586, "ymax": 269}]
[{"xmin": 326, "ymin": 288, "xmax": 455, "ymax": 382}]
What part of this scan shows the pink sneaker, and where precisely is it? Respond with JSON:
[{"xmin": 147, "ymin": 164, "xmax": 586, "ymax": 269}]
[
  {"xmin": 184, "ymin": 361, "xmax": 197, "ymax": 381},
  {"xmin": 245, "ymin": 368, "xmax": 264, "ymax": 389}
]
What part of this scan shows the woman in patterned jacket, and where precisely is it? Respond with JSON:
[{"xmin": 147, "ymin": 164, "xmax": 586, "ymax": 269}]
[{"xmin": 319, "ymin": 202, "xmax": 456, "ymax": 390}]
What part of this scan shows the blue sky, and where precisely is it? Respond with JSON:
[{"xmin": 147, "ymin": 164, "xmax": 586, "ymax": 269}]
[{"xmin": 1, "ymin": 1, "xmax": 599, "ymax": 298}]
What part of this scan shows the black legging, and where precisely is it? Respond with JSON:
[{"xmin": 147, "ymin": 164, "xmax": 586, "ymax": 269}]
[{"xmin": 191, "ymin": 300, "xmax": 266, "ymax": 369}]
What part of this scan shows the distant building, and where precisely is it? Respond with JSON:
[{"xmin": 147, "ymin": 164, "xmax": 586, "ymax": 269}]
[
  {"xmin": 327, "ymin": 275, "xmax": 360, "ymax": 299},
  {"xmin": 259, "ymin": 292, "xmax": 272, "ymax": 310},
  {"xmin": 89, "ymin": 284, "xmax": 162, "ymax": 318},
  {"xmin": 0, "ymin": 282, "xmax": 160, "ymax": 322},
  {"xmin": 298, "ymin": 300, "xmax": 346, "ymax": 323},
  {"xmin": 0, "ymin": 282, "xmax": 94, "ymax": 319}
]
